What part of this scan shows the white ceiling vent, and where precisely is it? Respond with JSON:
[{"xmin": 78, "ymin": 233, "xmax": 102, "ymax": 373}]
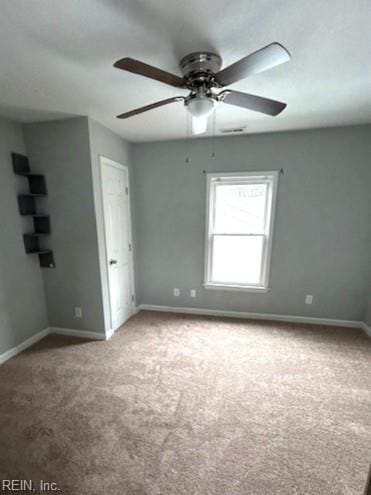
[{"xmin": 220, "ymin": 126, "xmax": 246, "ymax": 134}]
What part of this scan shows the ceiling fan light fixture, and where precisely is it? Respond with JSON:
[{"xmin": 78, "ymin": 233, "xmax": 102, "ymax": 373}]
[{"xmin": 187, "ymin": 96, "xmax": 214, "ymax": 118}]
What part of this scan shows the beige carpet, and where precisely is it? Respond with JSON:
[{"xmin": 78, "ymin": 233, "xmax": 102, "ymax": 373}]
[{"xmin": 0, "ymin": 311, "xmax": 370, "ymax": 495}]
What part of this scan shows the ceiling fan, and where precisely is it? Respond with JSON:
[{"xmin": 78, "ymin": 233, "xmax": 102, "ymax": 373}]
[{"xmin": 113, "ymin": 42, "xmax": 291, "ymax": 134}]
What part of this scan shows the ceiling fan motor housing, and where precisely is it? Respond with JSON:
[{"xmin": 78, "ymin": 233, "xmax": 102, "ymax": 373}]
[{"xmin": 180, "ymin": 52, "xmax": 222, "ymax": 88}]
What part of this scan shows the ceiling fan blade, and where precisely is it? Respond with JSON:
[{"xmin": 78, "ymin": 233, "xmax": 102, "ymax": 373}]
[
  {"xmin": 117, "ymin": 97, "xmax": 185, "ymax": 119},
  {"xmin": 114, "ymin": 57, "xmax": 186, "ymax": 88},
  {"xmin": 215, "ymin": 43, "xmax": 290, "ymax": 86},
  {"xmin": 219, "ymin": 90, "xmax": 286, "ymax": 116}
]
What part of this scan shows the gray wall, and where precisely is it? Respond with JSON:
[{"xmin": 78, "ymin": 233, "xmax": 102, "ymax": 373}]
[
  {"xmin": 365, "ymin": 289, "xmax": 371, "ymax": 326},
  {"xmin": 23, "ymin": 117, "xmax": 132, "ymax": 335},
  {"xmin": 363, "ymin": 160, "xmax": 371, "ymax": 327},
  {"xmin": 132, "ymin": 125, "xmax": 371, "ymax": 321},
  {"xmin": 0, "ymin": 116, "xmax": 48, "ymax": 354},
  {"xmin": 365, "ymin": 224, "xmax": 371, "ymax": 327},
  {"xmin": 3, "ymin": 113, "xmax": 369, "ymax": 353},
  {"xmin": 87, "ymin": 118, "xmax": 134, "ymax": 331},
  {"xmin": 23, "ymin": 117, "xmax": 105, "ymax": 333}
]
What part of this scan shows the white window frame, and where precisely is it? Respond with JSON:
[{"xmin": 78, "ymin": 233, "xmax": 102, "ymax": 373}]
[{"xmin": 204, "ymin": 171, "xmax": 279, "ymax": 293}]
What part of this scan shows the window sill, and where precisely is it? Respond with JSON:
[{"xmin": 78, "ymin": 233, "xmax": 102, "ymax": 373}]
[{"xmin": 203, "ymin": 283, "xmax": 270, "ymax": 293}]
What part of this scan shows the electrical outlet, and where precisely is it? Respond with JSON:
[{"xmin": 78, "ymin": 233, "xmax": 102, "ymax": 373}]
[
  {"xmin": 190, "ymin": 289, "xmax": 196, "ymax": 298},
  {"xmin": 74, "ymin": 307, "xmax": 82, "ymax": 318},
  {"xmin": 305, "ymin": 295, "xmax": 313, "ymax": 305},
  {"xmin": 173, "ymin": 288, "xmax": 180, "ymax": 297}
]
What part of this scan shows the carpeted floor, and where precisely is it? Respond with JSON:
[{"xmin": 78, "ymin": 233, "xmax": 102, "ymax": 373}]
[{"xmin": 0, "ymin": 311, "xmax": 370, "ymax": 495}]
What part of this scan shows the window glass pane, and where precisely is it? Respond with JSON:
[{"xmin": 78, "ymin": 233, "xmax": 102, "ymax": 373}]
[
  {"xmin": 211, "ymin": 235, "xmax": 264, "ymax": 285},
  {"xmin": 213, "ymin": 182, "xmax": 267, "ymax": 234}
]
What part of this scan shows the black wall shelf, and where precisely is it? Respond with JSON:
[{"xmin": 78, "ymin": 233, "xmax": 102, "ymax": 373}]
[
  {"xmin": 18, "ymin": 195, "xmax": 37, "ymax": 215},
  {"xmin": 24, "ymin": 232, "xmax": 49, "ymax": 237},
  {"xmin": 12, "ymin": 152, "xmax": 55, "ymax": 268}
]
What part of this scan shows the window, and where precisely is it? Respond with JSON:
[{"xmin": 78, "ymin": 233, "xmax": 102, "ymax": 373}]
[{"xmin": 204, "ymin": 171, "xmax": 278, "ymax": 292}]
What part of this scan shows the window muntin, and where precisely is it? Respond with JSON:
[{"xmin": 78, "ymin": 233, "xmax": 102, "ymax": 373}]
[{"xmin": 205, "ymin": 172, "xmax": 278, "ymax": 291}]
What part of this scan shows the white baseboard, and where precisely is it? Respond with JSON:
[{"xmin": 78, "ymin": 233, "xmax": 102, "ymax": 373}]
[
  {"xmin": 50, "ymin": 327, "xmax": 106, "ymax": 340},
  {"xmin": 360, "ymin": 322, "xmax": 371, "ymax": 338},
  {"xmin": 137, "ymin": 304, "xmax": 365, "ymax": 330},
  {"xmin": 0, "ymin": 328, "xmax": 49, "ymax": 365},
  {"xmin": 0, "ymin": 325, "xmax": 108, "ymax": 366},
  {"xmin": 1, "ymin": 310, "xmax": 369, "ymax": 367},
  {"xmin": 105, "ymin": 327, "xmax": 115, "ymax": 340}
]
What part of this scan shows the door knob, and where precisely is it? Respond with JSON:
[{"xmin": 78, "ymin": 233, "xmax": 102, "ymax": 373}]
[{"xmin": 109, "ymin": 259, "xmax": 117, "ymax": 265}]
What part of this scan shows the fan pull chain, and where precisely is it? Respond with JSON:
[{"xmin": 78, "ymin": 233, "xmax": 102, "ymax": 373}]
[
  {"xmin": 185, "ymin": 111, "xmax": 191, "ymax": 163},
  {"xmin": 211, "ymin": 106, "xmax": 216, "ymax": 158}
]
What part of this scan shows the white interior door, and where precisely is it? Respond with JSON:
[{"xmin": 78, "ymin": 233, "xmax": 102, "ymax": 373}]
[{"xmin": 101, "ymin": 160, "xmax": 134, "ymax": 331}]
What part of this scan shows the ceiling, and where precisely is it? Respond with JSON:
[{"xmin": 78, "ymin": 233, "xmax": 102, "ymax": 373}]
[{"xmin": 0, "ymin": 0, "xmax": 370, "ymax": 142}]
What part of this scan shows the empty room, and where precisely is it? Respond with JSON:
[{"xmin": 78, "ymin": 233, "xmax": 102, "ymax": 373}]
[{"xmin": 0, "ymin": 1, "xmax": 370, "ymax": 494}]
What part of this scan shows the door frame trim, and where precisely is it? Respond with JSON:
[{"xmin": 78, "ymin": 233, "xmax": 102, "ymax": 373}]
[{"xmin": 93, "ymin": 155, "xmax": 136, "ymax": 337}]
